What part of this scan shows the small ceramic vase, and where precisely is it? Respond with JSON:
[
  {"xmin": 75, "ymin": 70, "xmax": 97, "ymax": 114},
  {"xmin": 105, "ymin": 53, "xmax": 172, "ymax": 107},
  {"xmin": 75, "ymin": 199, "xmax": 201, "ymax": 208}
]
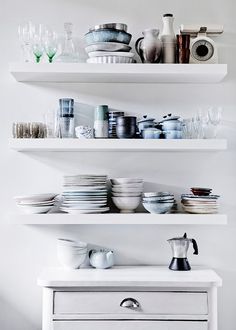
[{"xmin": 135, "ymin": 29, "xmax": 162, "ymax": 63}]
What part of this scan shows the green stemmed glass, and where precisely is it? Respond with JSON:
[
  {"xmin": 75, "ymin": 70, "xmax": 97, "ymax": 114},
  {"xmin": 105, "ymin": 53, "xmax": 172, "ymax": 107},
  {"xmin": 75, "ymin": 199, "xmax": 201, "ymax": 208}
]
[
  {"xmin": 44, "ymin": 31, "xmax": 58, "ymax": 63},
  {"xmin": 32, "ymin": 44, "xmax": 44, "ymax": 63}
]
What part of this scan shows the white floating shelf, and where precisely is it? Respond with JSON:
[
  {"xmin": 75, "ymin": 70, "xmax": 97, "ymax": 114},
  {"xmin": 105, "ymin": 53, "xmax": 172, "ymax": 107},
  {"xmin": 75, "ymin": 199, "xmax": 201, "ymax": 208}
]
[
  {"xmin": 7, "ymin": 213, "xmax": 227, "ymax": 225},
  {"xmin": 9, "ymin": 138, "xmax": 227, "ymax": 152},
  {"xmin": 9, "ymin": 63, "xmax": 227, "ymax": 84}
]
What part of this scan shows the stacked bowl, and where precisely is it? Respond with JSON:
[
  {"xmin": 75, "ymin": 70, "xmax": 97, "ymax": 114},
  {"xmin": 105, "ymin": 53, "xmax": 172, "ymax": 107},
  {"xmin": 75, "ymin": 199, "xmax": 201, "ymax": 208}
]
[
  {"xmin": 60, "ymin": 175, "xmax": 109, "ymax": 214},
  {"xmin": 57, "ymin": 239, "xmax": 88, "ymax": 269},
  {"xmin": 159, "ymin": 114, "xmax": 183, "ymax": 139},
  {"xmin": 111, "ymin": 178, "xmax": 143, "ymax": 213},
  {"xmin": 142, "ymin": 192, "xmax": 175, "ymax": 214},
  {"xmin": 14, "ymin": 193, "xmax": 57, "ymax": 214},
  {"xmin": 181, "ymin": 188, "xmax": 219, "ymax": 214},
  {"xmin": 108, "ymin": 111, "xmax": 124, "ymax": 138},
  {"xmin": 85, "ymin": 23, "xmax": 134, "ymax": 63}
]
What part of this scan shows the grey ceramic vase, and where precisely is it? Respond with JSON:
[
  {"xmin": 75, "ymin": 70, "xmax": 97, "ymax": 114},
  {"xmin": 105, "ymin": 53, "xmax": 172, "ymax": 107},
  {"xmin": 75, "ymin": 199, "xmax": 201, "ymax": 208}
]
[{"xmin": 135, "ymin": 29, "xmax": 162, "ymax": 63}]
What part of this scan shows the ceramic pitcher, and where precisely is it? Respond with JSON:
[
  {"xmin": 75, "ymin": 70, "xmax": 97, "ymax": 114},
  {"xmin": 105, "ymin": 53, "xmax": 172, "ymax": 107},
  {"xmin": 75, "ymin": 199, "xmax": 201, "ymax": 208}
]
[{"xmin": 135, "ymin": 29, "xmax": 162, "ymax": 63}]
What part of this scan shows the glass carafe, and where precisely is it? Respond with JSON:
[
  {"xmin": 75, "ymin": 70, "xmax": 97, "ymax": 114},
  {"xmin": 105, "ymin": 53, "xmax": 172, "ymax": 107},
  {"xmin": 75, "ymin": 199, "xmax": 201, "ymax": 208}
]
[{"xmin": 57, "ymin": 23, "xmax": 79, "ymax": 62}]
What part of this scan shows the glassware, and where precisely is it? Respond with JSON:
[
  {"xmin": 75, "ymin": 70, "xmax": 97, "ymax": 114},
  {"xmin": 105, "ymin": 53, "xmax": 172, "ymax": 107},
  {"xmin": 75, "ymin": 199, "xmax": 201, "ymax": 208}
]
[
  {"xmin": 44, "ymin": 29, "xmax": 58, "ymax": 63},
  {"xmin": 31, "ymin": 24, "xmax": 45, "ymax": 63},
  {"xmin": 208, "ymin": 107, "xmax": 222, "ymax": 138},
  {"xmin": 18, "ymin": 22, "xmax": 35, "ymax": 62},
  {"xmin": 44, "ymin": 110, "xmax": 59, "ymax": 138},
  {"xmin": 59, "ymin": 98, "xmax": 75, "ymax": 138},
  {"xmin": 12, "ymin": 122, "xmax": 44, "ymax": 138},
  {"xmin": 56, "ymin": 22, "xmax": 79, "ymax": 62}
]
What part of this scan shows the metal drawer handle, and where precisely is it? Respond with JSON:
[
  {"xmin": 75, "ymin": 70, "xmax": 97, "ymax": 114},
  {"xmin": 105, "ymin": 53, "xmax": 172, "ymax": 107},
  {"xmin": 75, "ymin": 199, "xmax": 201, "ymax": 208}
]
[{"xmin": 120, "ymin": 298, "xmax": 140, "ymax": 309}]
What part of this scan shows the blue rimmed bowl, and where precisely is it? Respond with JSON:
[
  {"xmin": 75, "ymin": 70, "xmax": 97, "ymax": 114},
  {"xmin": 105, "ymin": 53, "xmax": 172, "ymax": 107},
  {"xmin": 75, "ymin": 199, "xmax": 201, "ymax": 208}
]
[{"xmin": 85, "ymin": 29, "xmax": 132, "ymax": 45}]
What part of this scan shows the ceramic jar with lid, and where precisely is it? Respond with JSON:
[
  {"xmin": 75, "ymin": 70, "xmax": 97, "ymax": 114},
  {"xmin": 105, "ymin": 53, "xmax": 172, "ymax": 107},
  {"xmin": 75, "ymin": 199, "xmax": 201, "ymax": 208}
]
[
  {"xmin": 94, "ymin": 105, "xmax": 109, "ymax": 138},
  {"xmin": 116, "ymin": 116, "xmax": 137, "ymax": 139}
]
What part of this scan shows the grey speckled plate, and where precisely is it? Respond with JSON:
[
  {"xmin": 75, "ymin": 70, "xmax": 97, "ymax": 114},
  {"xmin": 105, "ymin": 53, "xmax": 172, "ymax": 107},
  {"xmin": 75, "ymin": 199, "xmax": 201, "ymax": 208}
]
[{"xmin": 85, "ymin": 42, "xmax": 132, "ymax": 53}]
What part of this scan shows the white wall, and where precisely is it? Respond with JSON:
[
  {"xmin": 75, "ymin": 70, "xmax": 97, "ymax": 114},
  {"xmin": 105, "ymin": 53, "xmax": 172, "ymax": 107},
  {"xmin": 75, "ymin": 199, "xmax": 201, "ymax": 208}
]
[{"xmin": 0, "ymin": 0, "xmax": 236, "ymax": 329}]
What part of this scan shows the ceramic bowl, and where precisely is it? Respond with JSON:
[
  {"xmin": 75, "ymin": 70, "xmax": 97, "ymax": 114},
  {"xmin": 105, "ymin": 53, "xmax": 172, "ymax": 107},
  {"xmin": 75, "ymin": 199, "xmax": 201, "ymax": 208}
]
[
  {"xmin": 57, "ymin": 239, "xmax": 88, "ymax": 249},
  {"xmin": 14, "ymin": 193, "xmax": 57, "ymax": 204},
  {"xmin": 163, "ymin": 130, "xmax": 183, "ymax": 139},
  {"xmin": 142, "ymin": 202, "xmax": 174, "ymax": 214},
  {"xmin": 112, "ymin": 187, "xmax": 143, "ymax": 193},
  {"xmin": 17, "ymin": 205, "xmax": 53, "ymax": 214},
  {"xmin": 142, "ymin": 128, "xmax": 162, "ymax": 139},
  {"xmin": 112, "ymin": 192, "xmax": 142, "ymax": 197},
  {"xmin": 112, "ymin": 196, "xmax": 141, "ymax": 213},
  {"xmin": 111, "ymin": 178, "xmax": 143, "ymax": 185},
  {"xmin": 57, "ymin": 248, "xmax": 87, "ymax": 269},
  {"xmin": 112, "ymin": 183, "xmax": 143, "ymax": 189},
  {"xmin": 85, "ymin": 29, "xmax": 132, "ymax": 45},
  {"xmin": 161, "ymin": 120, "xmax": 182, "ymax": 130}
]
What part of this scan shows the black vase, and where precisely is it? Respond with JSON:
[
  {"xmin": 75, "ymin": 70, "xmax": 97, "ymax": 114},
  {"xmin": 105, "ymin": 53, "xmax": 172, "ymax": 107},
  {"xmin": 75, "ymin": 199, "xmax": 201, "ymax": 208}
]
[{"xmin": 116, "ymin": 116, "xmax": 137, "ymax": 139}]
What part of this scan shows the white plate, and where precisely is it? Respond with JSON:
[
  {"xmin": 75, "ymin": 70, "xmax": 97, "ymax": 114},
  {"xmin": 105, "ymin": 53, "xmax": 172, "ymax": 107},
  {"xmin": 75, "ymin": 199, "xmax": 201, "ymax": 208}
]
[
  {"xmin": 60, "ymin": 207, "xmax": 110, "ymax": 214},
  {"xmin": 89, "ymin": 51, "xmax": 135, "ymax": 58},
  {"xmin": 85, "ymin": 42, "xmax": 132, "ymax": 53},
  {"xmin": 61, "ymin": 204, "xmax": 107, "ymax": 209},
  {"xmin": 14, "ymin": 193, "xmax": 57, "ymax": 204}
]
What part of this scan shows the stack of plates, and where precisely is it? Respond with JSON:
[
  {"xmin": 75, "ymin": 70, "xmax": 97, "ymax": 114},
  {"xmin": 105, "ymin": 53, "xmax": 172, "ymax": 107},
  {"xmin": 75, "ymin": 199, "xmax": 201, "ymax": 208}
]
[
  {"xmin": 14, "ymin": 193, "xmax": 57, "ymax": 214},
  {"xmin": 60, "ymin": 175, "xmax": 109, "ymax": 214},
  {"xmin": 191, "ymin": 187, "xmax": 212, "ymax": 196},
  {"xmin": 142, "ymin": 192, "xmax": 175, "ymax": 214},
  {"xmin": 181, "ymin": 193, "xmax": 220, "ymax": 214},
  {"xmin": 108, "ymin": 111, "xmax": 124, "ymax": 138},
  {"xmin": 85, "ymin": 23, "xmax": 134, "ymax": 64}
]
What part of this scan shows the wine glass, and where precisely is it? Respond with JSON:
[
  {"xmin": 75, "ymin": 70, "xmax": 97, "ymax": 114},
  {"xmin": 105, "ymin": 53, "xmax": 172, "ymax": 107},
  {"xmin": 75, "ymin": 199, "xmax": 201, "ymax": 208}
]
[
  {"xmin": 32, "ymin": 35, "xmax": 44, "ymax": 63},
  {"xmin": 44, "ymin": 29, "xmax": 58, "ymax": 63},
  {"xmin": 208, "ymin": 107, "xmax": 222, "ymax": 138},
  {"xmin": 18, "ymin": 22, "xmax": 35, "ymax": 62}
]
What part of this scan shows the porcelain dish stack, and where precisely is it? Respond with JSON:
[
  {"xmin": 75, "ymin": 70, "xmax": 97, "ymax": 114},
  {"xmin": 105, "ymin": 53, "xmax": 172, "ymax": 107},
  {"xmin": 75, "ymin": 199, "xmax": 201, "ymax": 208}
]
[
  {"xmin": 142, "ymin": 192, "xmax": 175, "ymax": 214},
  {"xmin": 181, "ymin": 188, "xmax": 219, "ymax": 214},
  {"xmin": 85, "ymin": 23, "xmax": 134, "ymax": 63},
  {"xmin": 57, "ymin": 238, "xmax": 88, "ymax": 269},
  {"xmin": 60, "ymin": 175, "xmax": 109, "ymax": 214},
  {"xmin": 110, "ymin": 178, "xmax": 143, "ymax": 213},
  {"xmin": 14, "ymin": 193, "xmax": 57, "ymax": 214}
]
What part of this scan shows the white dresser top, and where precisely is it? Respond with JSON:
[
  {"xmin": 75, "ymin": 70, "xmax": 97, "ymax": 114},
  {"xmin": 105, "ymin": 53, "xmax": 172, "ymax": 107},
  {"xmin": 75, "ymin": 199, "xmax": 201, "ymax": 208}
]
[{"xmin": 38, "ymin": 266, "xmax": 222, "ymax": 288}]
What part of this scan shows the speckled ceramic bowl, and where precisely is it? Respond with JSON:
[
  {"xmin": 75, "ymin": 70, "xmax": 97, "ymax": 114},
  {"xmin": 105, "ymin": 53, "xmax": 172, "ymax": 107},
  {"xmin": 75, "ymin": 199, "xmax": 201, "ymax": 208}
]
[{"xmin": 85, "ymin": 29, "xmax": 132, "ymax": 45}]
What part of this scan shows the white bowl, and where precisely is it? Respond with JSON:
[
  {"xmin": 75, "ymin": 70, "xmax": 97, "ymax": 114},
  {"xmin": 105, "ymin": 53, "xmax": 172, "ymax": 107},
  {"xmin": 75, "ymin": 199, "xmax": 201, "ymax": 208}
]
[
  {"xmin": 112, "ymin": 187, "xmax": 143, "ymax": 193},
  {"xmin": 142, "ymin": 202, "xmax": 174, "ymax": 214},
  {"xmin": 112, "ymin": 183, "xmax": 143, "ymax": 188},
  {"xmin": 111, "ymin": 178, "xmax": 143, "ymax": 185},
  {"xmin": 57, "ymin": 248, "xmax": 87, "ymax": 269},
  {"xmin": 112, "ymin": 197, "xmax": 141, "ymax": 213},
  {"xmin": 57, "ymin": 239, "xmax": 88, "ymax": 249},
  {"xmin": 17, "ymin": 205, "xmax": 53, "ymax": 214},
  {"xmin": 14, "ymin": 193, "xmax": 57, "ymax": 204},
  {"xmin": 112, "ymin": 192, "xmax": 142, "ymax": 197}
]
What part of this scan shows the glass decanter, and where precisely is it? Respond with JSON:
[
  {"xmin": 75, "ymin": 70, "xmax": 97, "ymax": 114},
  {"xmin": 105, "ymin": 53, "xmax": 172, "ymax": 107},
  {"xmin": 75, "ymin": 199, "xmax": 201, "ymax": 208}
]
[{"xmin": 57, "ymin": 22, "xmax": 79, "ymax": 62}]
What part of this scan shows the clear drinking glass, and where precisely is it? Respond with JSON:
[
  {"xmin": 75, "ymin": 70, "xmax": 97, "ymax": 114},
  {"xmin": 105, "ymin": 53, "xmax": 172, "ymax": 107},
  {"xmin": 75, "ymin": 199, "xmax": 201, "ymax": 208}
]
[
  {"xmin": 44, "ymin": 110, "xmax": 59, "ymax": 138},
  {"xmin": 18, "ymin": 22, "xmax": 35, "ymax": 62},
  {"xmin": 59, "ymin": 116, "xmax": 74, "ymax": 138},
  {"xmin": 208, "ymin": 107, "xmax": 222, "ymax": 138}
]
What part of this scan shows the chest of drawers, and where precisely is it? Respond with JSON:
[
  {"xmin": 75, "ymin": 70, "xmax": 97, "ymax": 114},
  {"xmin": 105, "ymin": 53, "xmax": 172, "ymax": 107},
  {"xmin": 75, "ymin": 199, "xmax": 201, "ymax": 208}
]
[{"xmin": 38, "ymin": 266, "xmax": 222, "ymax": 330}]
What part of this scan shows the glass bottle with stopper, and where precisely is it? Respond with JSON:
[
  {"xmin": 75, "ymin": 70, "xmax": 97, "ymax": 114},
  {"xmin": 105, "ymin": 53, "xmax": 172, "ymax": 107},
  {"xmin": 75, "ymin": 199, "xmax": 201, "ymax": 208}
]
[{"xmin": 57, "ymin": 22, "xmax": 79, "ymax": 62}]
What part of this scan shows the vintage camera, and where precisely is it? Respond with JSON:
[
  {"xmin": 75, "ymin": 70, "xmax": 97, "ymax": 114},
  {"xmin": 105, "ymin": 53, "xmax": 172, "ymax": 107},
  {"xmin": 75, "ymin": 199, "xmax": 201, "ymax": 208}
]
[{"xmin": 180, "ymin": 25, "xmax": 223, "ymax": 64}]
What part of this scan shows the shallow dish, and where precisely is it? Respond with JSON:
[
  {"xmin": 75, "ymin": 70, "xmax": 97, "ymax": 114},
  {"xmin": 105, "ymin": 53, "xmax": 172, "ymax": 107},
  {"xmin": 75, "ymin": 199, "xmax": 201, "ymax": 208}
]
[
  {"xmin": 18, "ymin": 205, "xmax": 53, "ymax": 214},
  {"xmin": 14, "ymin": 193, "xmax": 57, "ymax": 204},
  {"xmin": 85, "ymin": 29, "xmax": 132, "ymax": 45},
  {"xmin": 112, "ymin": 183, "xmax": 143, "ymax": 189},
  {"xmin": 85, "ymin": 42, "xmax": 131, "ymax": 53},
  {"xmin": 87, "ymin": 56, "xmax": 133, "ymax": 64},
  {"xmin": 60, "ymin": 207, "xmax": 109, "ymax": 214}
]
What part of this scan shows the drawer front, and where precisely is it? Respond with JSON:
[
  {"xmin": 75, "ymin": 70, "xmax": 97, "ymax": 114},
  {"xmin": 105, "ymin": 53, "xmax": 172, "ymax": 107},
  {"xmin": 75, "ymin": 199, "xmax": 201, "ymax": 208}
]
[
  {"xmin": 54, "ymin": 291, "xmax": 208, "ymax": 315},
  {"xmin": 53, "ymin": 320, "xmax": 208, "ymax": 330}
]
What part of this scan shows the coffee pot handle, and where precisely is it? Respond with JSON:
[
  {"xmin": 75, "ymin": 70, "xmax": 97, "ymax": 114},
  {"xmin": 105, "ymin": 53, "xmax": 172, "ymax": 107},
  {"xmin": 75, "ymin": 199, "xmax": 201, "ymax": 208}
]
[
  {"xmin": 135, "ymin": 37, "xmax": 144, "ymax": 56},
  {"xmin": 191, "ymin": 239, "xmax": 199, "ymax": 255}
]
